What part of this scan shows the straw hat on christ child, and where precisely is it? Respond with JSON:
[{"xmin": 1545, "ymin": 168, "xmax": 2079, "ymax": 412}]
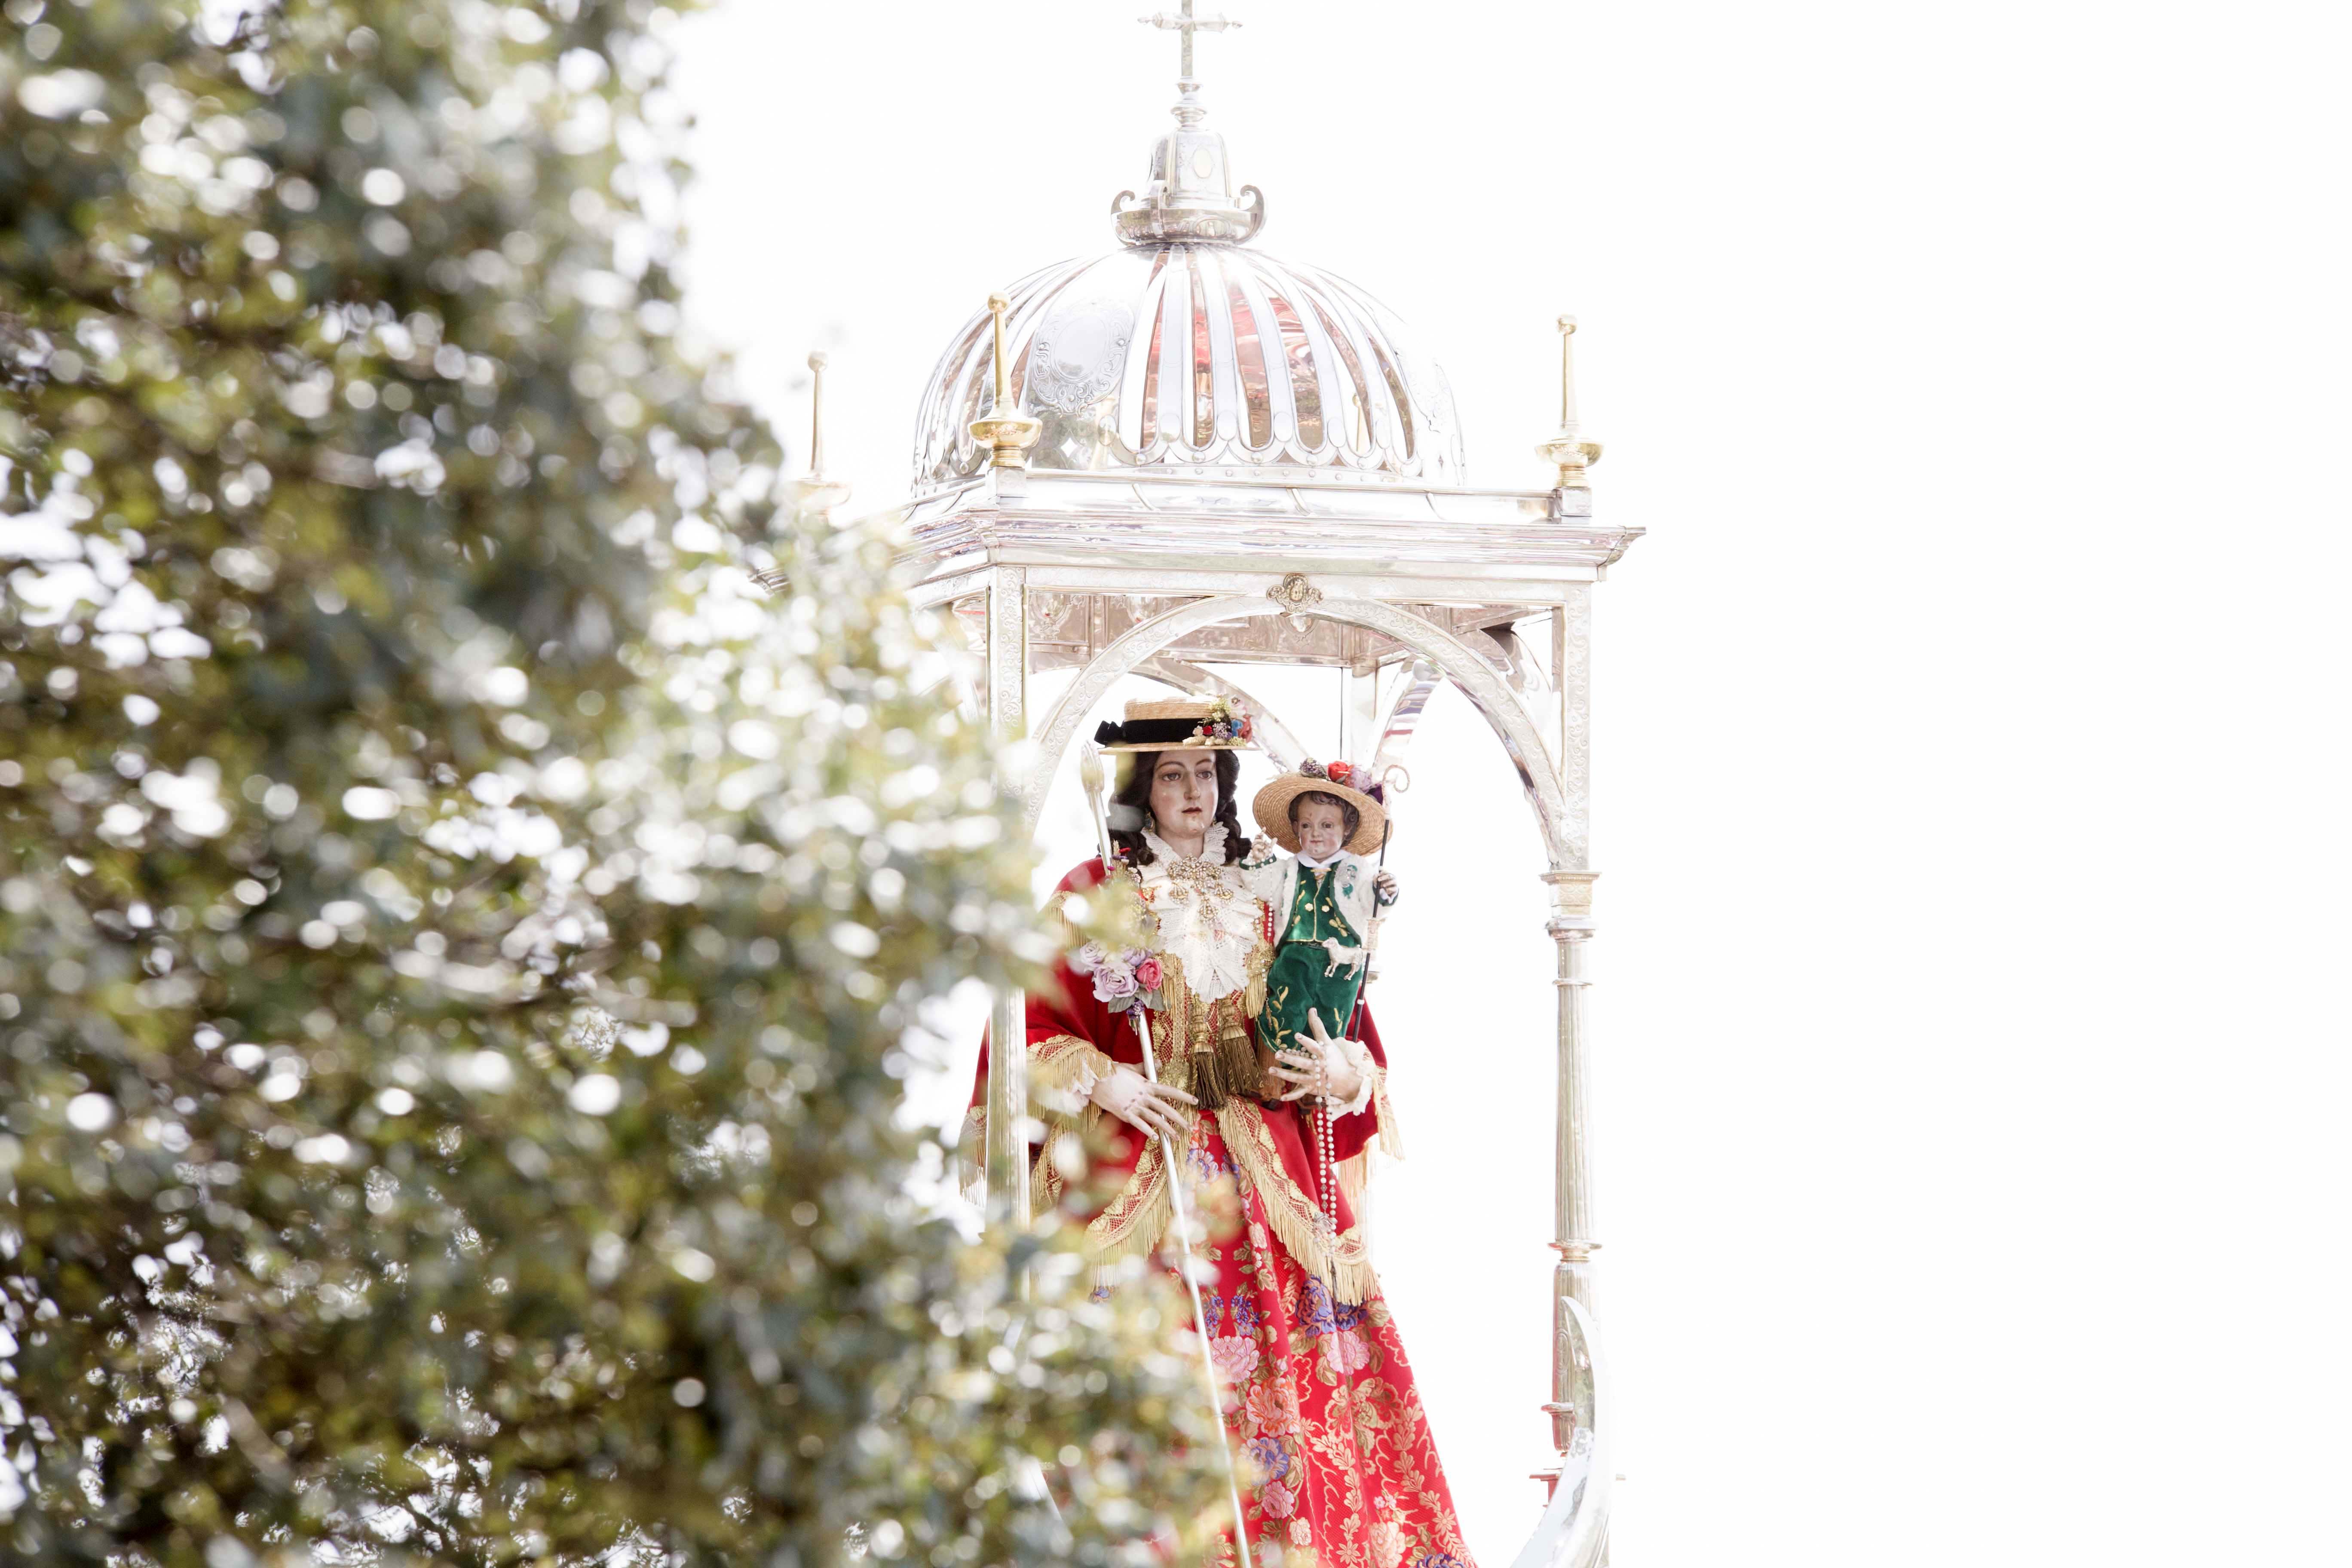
[{"xmin": 1253, "ymin": 760, "xmax": 1388, "ymax": 857}]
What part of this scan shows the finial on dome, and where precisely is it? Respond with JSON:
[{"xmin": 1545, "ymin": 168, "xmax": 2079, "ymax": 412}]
[
  {"xmin": 968, "ymin": 293, "xmax": 1042, "ymax": 470},
  {"xmin": 1535, "ymin": 315, "xmax": 1603, "ymax": 493},
  {"xmin": 1113, "ymin": 0, "xmax": 1265, "ymax": 245},
  {"xmin": 785, "ymin": 349, "xmax": 852, "ymax": 521}
]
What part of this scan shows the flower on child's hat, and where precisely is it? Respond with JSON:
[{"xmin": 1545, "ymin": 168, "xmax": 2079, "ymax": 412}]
[
  {"xmin": 1324, "ymin": 761, "xmax": 1354, "ymax": 786},
  {"xmin": 1299, "ymin": 760, "xmax": 1327, "ymax": 780}
]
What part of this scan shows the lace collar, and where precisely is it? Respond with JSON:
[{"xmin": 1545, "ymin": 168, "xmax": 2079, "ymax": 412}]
[
  {"xmin": 1132, "ymin": 819, "xmax": 1254, "ymax": 1003},
  {"xmin": 1142, "ymin": 819, "xmax": 1229, "ymax": 867}
]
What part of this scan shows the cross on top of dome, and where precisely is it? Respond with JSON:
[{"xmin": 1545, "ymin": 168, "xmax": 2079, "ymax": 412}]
[
  {"xmin": 908, "ymin": 3, "xmax": 1480, "ymax": 493},
  {"xmin": 1115, "ymin": 1, "xmax": 1262, "ymax": 245},
  {"xmin": 1140, "ymin": 1, "xmax": 1239, "ymax": 85}
]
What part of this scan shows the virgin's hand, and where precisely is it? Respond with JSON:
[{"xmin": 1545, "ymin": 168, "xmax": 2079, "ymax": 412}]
[
  {"xmin": 1090, "ymin": 1066, "xmax": 1197, "ymax": 1143},
  {"xmin": 1270, "ymin": 1009, "xmax": 1366, "ymax": 1104}
]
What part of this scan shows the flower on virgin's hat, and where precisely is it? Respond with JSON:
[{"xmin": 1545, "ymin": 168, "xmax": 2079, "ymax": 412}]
[{"xmin": 1194, "ymin": 694, "xmax": 1251, "ymax": 742}]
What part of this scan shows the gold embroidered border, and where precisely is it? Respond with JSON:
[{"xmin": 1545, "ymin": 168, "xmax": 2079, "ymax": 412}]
[
  {"xmin": 1216, "ymin": 1099, "xmax": 1375, "ymax": 1306},
  {"xmin": 1030, "ymin": 1032, "xmax": 1115, "ymax": 1114},
  {"xmin": 1079, "ymin": 1120, "xmax": 1174, "ymax": 1286},
  {"xmin": 960, "ymin": 1032, "xmax": 1120, "ymax": 1209}
]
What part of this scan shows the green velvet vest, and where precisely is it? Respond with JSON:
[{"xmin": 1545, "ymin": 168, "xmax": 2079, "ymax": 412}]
[{"xmin": 1256, "ymin": 864, "xmax": 1365, "ymax": 1060}]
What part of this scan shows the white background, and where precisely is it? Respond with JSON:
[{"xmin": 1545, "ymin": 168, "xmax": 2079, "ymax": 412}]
[{"xmin": 673, "ymin": 3, "xmax": 2352, "ymax": 1562}]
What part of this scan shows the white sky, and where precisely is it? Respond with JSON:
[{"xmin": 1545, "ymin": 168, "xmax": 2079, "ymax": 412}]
[{"xmin": 673, "ymin": 3, "xmax": 2352, "ymax": 1562}]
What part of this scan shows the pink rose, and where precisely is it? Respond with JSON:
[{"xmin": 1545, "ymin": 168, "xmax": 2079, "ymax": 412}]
[
  {"xmin": 1133, "ymin": 954, "xmax": 1163, "ymax": 990},
  {"xmin": 1210, "ymin": 1334, "xmax": 1259, "ymax": 1384},
  {"xmin": 1092, "ymin": 962, "xmax": 1139, "ymax": 1006}
]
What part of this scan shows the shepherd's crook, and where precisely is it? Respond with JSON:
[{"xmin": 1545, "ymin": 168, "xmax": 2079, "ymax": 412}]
[{"xmin": 1077, "ymin": 743, "xmax": 1257, "ymax": 1564}]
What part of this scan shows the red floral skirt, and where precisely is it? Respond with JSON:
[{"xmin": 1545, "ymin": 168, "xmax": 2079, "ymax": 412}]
[{"xmin": 1173, "ymin": 1117, "xmax": 1475, "ymax": 1568}]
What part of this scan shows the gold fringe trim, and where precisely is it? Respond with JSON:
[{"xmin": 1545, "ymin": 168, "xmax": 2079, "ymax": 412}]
[
  {"xmin": 955, "ymin": 1102, "xmax": 988, "ymax": 1201},
  {"xmin": 1242, "ymin": 933, "xmax": 1271, "ymax": 1023},
  {"xmin": 1079, "ymin": 1117, "xmax": 1174, "ymax": 1268},
  {"xmin": 1372, "ymin": 1064, "xmax": 1403, "ymax": 1160},
  {"xmin": 1216, "ymin": 1100, "xmax": 1375, "ymax": 1306},
  {"xmin": 1334, "ymin": 1149, "xmax": 1372, "ymax": 1252},
  {"xmin": 1029, "ymin": 1033, "xmax": 1115, "ymax": 1115},
  {"xmin": 1326, "ymin": 1066, "xmax": 1397, "ymax": 1253},
  {"xmin": 1146, "ymin": 950, "xmax": 1264, "ymax": 1112},
  {"xmin": 960, "ymin": 1034, "xmax": 1118, "ymax": 1210}
]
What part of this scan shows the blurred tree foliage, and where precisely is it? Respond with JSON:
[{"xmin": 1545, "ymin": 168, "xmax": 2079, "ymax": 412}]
[{"xmin": 0, "ymin": 2, "xmax": 1225, "ymax": 1565}]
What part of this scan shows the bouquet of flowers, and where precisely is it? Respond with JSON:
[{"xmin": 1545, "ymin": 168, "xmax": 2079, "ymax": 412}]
[
  {"xmin": 1193, "ymin": 695, "xmax": 1254, "ymax": 745},
  {"xmin": 1072, "ymin": 941, "xmax": 1164, "ymax": 1015}
]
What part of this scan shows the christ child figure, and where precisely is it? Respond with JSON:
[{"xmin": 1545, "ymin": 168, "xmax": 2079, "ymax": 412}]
[{"xmin": 1243, "ymin": 760, "xmax": 1398, "ymax": 1092}]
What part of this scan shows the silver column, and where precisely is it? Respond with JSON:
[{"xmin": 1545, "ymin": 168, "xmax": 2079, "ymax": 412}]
[
  {"xmin": 1543, "ymin": 586, "xmax": 1599, "ymax": 1458},
  {"xmin": 983, "ymin": 563, "xmax": 1031, "ymax": 1231},
  {"xmin": 1542, "ymin": 870, "xmax": 1599, "ymax": 1451}
]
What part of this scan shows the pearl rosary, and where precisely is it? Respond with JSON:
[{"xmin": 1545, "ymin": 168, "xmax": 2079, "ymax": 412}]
[{"xmin": 1312, "ymin": 1051, "xmax": 1337, "ymax": 1245}]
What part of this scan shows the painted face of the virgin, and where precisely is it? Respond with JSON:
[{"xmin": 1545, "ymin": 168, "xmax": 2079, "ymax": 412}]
[
  {"xmin": 1293, "ymin": 796, "xmax": 1351, "ymax": 861},
  {"xmin": 1148, "ymin": 752, "xmax": 1222, "ymax": 849}
]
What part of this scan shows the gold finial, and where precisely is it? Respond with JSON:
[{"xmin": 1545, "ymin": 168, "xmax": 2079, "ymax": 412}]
[
  {"xmin": 1535, "ymin": 313, "xmax": 1602, "ymax": 491},
  {"xmin": 967, "ymin": 291, "xmax": 1042, "ymax": 471},
  {"xmin": 785, "ymin": 348, "xmax": 851, "ymax": 521},
  {"xmin": 1555, "ymin": 316, "xmax": 1577, "ymax": 429}
]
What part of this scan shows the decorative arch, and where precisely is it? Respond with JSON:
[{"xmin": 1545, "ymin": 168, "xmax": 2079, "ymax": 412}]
[{"xmin": 1025, "ymin": 595, "xmax": 1579, "ymax": 872}]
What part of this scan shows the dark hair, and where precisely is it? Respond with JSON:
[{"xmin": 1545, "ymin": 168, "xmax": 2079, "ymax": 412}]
[
  {"xmin": 1109, "ymin": 749, "xmax": 1246, "ymax": 866},
  {"xmin": 1287, "ymin": 789, "xmax": 1361, "ymax": 841}
]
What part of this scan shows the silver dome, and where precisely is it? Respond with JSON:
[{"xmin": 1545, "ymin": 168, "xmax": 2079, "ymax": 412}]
[{"xmin": 911, "ymin": 244, "xmax": 1465, "ymax": 493}]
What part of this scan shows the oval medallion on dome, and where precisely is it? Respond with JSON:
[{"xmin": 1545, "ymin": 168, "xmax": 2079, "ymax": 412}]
[{"xmin": 1026, "ymin": 296, "xmax": 1134, "ymax": 414}]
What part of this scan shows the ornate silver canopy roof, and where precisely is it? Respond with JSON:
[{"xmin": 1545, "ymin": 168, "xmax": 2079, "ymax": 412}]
[
  {"xmin": 911, "ymin": 248, "xmax": 1465, "ymax": 493},
  {"xmin": 909, "ymin": 18, "xmax": 1464, "ymax": 496}
]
